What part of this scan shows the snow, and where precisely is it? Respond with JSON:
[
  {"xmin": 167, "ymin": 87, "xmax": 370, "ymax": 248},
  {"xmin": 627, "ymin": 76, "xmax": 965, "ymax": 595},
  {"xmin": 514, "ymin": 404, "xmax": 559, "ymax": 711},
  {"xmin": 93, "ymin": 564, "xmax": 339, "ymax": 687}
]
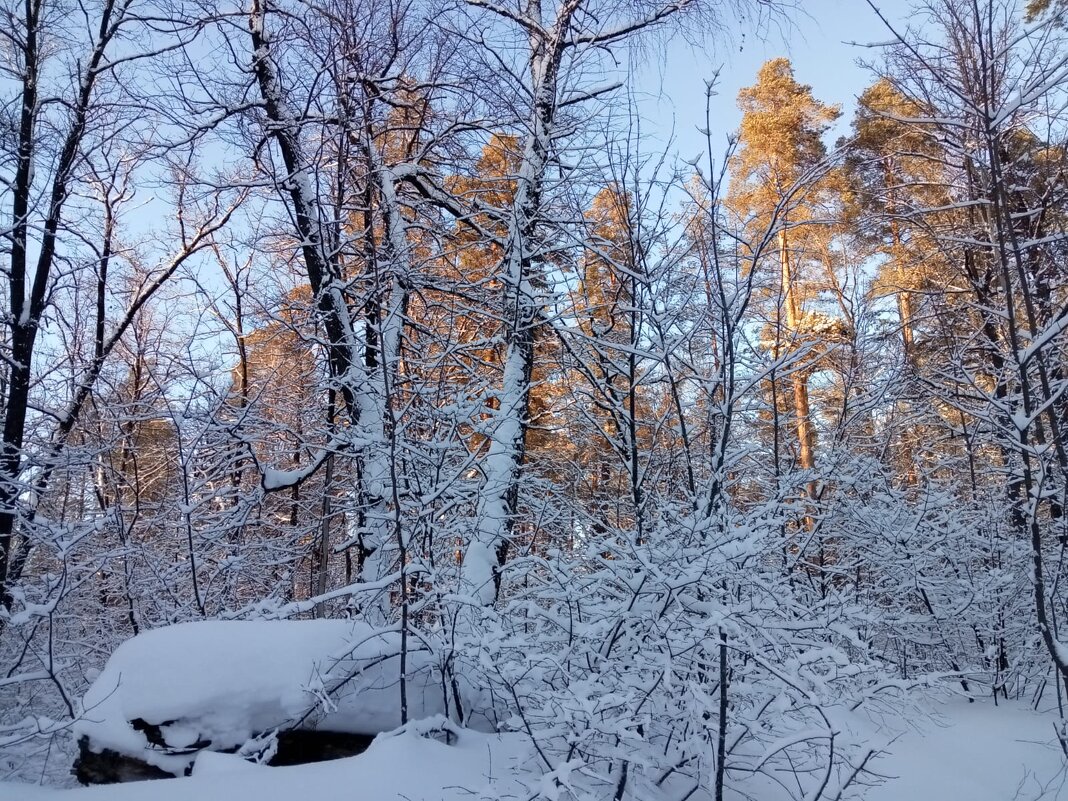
[
  {"xmin": 73, "ymin": 621, "xmax": 445, "ymax": 776},
  {"xmin": 1052, "ymin": 637, "xmax": 1068, "ymax": 670},
  {"xmin": 7, "ymin": 695, "xmax": 1063, "ymax": 801},
  {"xmin": 866, "ymin": 698, "xmax": 1068, "ymax": 801},
  {"xmin": 0, "ymin": 729, "xmax": 529, "ymax": 801},
  {"xmin": 190, "ymin": 752, "xmax": 266, "ymax": 777}
]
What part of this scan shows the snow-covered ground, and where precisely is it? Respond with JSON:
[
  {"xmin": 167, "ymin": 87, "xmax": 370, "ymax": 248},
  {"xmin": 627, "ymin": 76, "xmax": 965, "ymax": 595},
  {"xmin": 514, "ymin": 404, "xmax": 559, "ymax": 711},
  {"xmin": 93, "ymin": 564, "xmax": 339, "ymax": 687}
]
[
  {"xmin": 2, "ymin": 696, "xmax": 1065, "ymax": 801},
  {"xmin": 866, "ymin": 697, "xmax": 1067, "ymax": 801},
  {"xmin": 3, "ymin": 727, "xmax": 529, "ymax": 801}
]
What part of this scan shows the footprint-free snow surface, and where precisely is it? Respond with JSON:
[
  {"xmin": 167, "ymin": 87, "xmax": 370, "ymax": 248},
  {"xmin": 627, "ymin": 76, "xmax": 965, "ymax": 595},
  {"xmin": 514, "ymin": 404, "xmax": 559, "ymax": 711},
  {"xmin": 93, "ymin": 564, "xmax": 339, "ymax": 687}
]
[
  {"xmin": 865, "ymin": 697, "xmax": 1067, "ymax": 801},
  {"xmin": 3, "ymin": 697, "xmax": 1066, "ymax": 800}
]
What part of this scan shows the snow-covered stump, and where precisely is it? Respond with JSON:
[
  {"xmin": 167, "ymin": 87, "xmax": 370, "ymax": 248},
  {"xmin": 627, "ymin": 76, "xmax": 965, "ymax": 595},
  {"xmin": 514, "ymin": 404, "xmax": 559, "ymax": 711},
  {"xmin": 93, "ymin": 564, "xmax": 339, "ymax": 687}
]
[{"xmin": 73, "ymin": 620, "xmax": 445, "ymax": 783}]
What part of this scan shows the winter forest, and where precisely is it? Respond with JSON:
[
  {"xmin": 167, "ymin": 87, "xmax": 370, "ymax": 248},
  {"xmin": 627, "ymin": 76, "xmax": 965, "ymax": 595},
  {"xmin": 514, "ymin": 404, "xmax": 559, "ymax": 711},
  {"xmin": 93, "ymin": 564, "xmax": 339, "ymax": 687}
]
[{"xmin": 1, "ymin": 0, "xmax": 1068, "ymax": 797}]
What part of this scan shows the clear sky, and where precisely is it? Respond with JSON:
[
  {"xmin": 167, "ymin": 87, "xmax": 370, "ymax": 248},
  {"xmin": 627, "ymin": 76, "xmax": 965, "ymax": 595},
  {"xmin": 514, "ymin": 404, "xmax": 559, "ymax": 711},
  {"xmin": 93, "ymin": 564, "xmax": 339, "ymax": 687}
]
[{"xmin": 631, "ymin": 0, "xmax": 911, "ymax": 161}]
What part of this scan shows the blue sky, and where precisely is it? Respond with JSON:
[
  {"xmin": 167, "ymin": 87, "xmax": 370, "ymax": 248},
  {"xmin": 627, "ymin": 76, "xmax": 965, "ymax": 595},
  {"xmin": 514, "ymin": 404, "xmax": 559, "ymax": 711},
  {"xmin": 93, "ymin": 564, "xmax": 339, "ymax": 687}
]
[{"xmin": 631, "ymin": 0, "xmax": 910, "ymax": 159}]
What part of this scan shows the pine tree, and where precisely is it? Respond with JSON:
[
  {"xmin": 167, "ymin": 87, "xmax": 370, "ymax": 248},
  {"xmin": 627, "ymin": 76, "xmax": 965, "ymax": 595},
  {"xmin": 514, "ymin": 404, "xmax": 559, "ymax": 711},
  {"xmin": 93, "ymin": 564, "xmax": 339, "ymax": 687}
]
[
  {"xmin": 726, "ymin": 58, "xmax": 840, "ymax": 495},
  {"xmin": 846, "ymin": 79, "xmax": 950, "ymax": 366}
]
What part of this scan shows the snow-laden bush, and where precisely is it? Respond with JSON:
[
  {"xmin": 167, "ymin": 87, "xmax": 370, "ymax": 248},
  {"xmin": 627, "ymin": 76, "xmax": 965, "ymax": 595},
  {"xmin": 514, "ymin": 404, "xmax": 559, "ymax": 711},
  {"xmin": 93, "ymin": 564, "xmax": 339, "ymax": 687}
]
[{"xmin": 447, "ymin": 499, "xmax": 895, "ymax": 801}]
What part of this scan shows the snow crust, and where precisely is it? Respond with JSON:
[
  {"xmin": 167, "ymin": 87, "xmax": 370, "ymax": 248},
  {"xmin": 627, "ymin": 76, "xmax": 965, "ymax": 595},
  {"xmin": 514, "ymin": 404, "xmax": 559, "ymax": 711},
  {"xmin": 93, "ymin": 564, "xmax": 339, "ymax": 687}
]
[{"xmin": 73, "ymin": 621, "xmax": 444, "ymax": 775}]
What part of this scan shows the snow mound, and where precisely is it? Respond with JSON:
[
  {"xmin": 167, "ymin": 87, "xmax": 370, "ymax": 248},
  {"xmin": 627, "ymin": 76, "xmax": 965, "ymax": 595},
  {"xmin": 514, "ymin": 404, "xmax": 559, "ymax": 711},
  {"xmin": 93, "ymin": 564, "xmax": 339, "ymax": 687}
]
[{"xmin": 74, "ymin": 620, "xmax": 445, "ymax": 776}]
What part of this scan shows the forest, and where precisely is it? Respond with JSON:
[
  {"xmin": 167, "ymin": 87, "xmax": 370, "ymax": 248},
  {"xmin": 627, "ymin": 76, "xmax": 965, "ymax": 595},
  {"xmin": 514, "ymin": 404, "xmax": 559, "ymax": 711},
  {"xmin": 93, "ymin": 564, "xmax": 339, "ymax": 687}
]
[{"xmin": 1, "ymin": 0, "xmax": 1068, "ymax": 798}]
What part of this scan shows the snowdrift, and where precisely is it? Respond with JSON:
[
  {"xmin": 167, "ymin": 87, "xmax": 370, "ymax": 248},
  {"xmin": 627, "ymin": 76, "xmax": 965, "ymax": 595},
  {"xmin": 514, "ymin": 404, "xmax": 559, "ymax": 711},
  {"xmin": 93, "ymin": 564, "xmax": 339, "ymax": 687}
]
[{"xmin": 73, "ymin": 620, "xmax": 446, "ymax": 779}]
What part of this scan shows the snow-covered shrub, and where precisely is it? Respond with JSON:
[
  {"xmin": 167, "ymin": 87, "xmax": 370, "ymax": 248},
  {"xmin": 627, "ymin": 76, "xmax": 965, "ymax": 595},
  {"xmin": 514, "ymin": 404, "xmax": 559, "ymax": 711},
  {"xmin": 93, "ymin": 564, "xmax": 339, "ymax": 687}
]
[{"xmin": 448, "ymin": 496, "xmax": 893, "ymax": 801}]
